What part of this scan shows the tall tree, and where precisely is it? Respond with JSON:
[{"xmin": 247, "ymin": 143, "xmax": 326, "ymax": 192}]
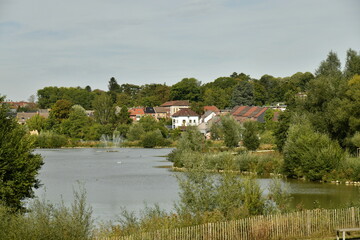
[
  {"xmin": 231, "ymin": 81, "xmax": 254, "ymax": 107},
  {"xmin": 315, "ymin": 51, "xmax": 342, "ymax": 77},
  {"xmin": 343, "ymin": 49, "xmax": 360, "ymax": 80},
  {"xmin": 0, "ymin": 97, "xmax": 43, "ymax": 210},
  {"xmin": 92, "ymin": 93, "xmax": 114, "ymax": 125}
]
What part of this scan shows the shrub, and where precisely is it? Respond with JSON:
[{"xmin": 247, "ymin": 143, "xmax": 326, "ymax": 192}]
[
  {"xmin": 283, "ymin": 122, "xmax": 345, "ymax": 181},
  {"xmin": 35, "ymin": 131, "xmax": 68, "ymax": 148},
  {"xmin": 141, "ymin": 129, "xmax": 167, "ymax": 148}
]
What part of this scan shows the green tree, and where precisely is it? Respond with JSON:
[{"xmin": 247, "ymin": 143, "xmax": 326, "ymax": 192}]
[
  {"xmin": 242, "ymin": 121, "xmax": 260, "ymax": 151},
  {"xmin": 26, "ymin": 114, "xmax": 46, "ymax": 132},
  {"xmin": 231, "ymin": 81, "xmax": 254, "ymax": 107},
  {"xmin": 60, "ymin": 105, "xmax": 90, "ymax": 139},
  {"xmin": 92, "ymin": 93, "xmax": 114, "ymax": 125},
  {"xmin": 315, "ymin": 51, "xmax": 342, "ymax": 77},
  {"xmin": 220, "ymin": 115, "xmax": 241, "ymax": 148},
  {"xmin": 283, "ymin": 120, "xmax": 345, "ymax": 181},
  {"xmin": 49, "ymin": 99, "xmax": 73, "ymax": 122},
  {"xmin": 0, "ymin": 99, "xmax": 43, "ymax": 210},
  {"xmin": 274, "ymin": 110, "xmax": 291, "ymax": 152},
  {"xmin": 126, "ymin": 123, "xmax": 145, "ymax": 141},
  {"xmin": 170, "ymin": 78, "xmax": 201, "ymax": 101},
  {"xmin": 118, "ymin": 106, "xmax": 132, "ymax": 125},
  {"xmin": 343, "ymin": 49, "xmax": 360, "ymax": 80}
]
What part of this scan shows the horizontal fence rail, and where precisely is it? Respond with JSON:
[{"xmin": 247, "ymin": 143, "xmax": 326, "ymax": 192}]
[{"xmin": 96, "ymin": 207, "xmax": 360, "ymax": 240}]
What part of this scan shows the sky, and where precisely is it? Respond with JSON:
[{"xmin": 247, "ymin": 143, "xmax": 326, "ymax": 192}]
[{"xmin": 0, "ymin": 0, "xmax": 359, "ymax": 101}]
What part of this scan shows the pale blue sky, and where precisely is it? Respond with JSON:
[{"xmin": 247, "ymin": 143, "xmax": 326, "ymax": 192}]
[{"xmin": 0, "ymin": 0, "xmax": 359, "ymax": 101}]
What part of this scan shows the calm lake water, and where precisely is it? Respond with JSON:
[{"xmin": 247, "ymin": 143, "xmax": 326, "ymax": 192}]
[{"xmin": 33, "ymin": 148, "xmax": 360, "ymax": 223}]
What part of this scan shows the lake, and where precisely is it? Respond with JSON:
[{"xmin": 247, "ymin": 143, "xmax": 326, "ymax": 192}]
[{"xmin": 33, "ymin": 148, "xmax": 360, "ymax": 223}]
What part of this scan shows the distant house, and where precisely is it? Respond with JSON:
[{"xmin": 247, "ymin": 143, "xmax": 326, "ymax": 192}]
[
  {"xmin": 171, "ymin": 108, "xmax": 199, "ymax": 129},
  {"xmin": 153, "ymin": 107, "xmax": 170, "ymax": 120},
  {"xmin": 144, "ymin": 107, "xmax": 156, "ymax": 118},
  {"xmin": 160, "ymin": 100, "xmax": 190, "ymax": 116},
  {"xmin": 230, "ymin": 106, "xmax": 268, "ymax": 123},
  {"xmin": 16, "ymin": 110, "xmax": 49, "ymax": 125},
  {"xmin": 198, "ymin": 110, "xmax": 219, "ymax": 135},
  {"xmin": 200, "ymin": 110, "xmax": 217, "ymax": 124},
  {"xmin": 204, "ymin": 106, "xmax": 220, "ymax": 114},
  {"xmin": 128, "ymin": 108, "xmax": 145, "ymax": 122}
]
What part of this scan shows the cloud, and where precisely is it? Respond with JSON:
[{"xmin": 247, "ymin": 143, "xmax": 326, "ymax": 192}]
[{"xmin": 0, "ymin": 0, "xmax": 359, "ymax": 101}]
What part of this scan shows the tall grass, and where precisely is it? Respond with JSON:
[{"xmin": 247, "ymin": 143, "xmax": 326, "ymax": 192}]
[{"xmin": 0, "ymin": 187, "xmax": 93, "ymax": 240}]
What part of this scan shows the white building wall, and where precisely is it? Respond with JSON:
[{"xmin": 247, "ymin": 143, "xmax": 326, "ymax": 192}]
[{"xmin": 172, "ymin": 116, "xmax": 199, "ymax": 129}]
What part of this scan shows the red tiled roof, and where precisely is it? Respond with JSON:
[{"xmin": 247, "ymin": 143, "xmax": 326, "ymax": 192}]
[
  {"xmin": 160, "ymin": 100, "xmax": 190, "ymax": 107},
  {"xmin": 231, "ymin": 105, "xmax": 268, "ymax": 119},
  {"xmin": 204, "ymin": 106, "xmax": 220, "ymax": 113},
  {"xmin": 172, "ymin": 108, "xmax": 198, "ymax": 117},
  {"xmin": 129, "ymin": 108, "xmax": 145, "ymax": 115}
]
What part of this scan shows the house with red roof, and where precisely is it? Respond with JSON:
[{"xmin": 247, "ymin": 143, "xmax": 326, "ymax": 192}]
[
  {"xmin": 171, "ymin": 108, "xmax": 199, "ymax": 129},
  {"xmin": 230, "ymin": 106, "xmax": 269, "ymax": 123},
  {"xmin": 128, "ymin": 107, "xmax": 145, "ymax": 122},
  {"xmin": 204, "ymin": 105, "xmax": 220, "ymax": 113}
]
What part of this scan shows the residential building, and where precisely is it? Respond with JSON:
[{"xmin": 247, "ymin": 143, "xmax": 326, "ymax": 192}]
[
  {"xmin": 128, "ymin": 107, "xmax": 145, "ymax": 122},
  {"xmin": 153, "ymin": 107, "xmax": 169, "ymax": 119},
  {"xmin": 171, "ymin": 108, "xmax": 199, "ymax": 129},
  {"xmin": 16, "ymin": 110, "xmax": 49, "ymax": 125},
  {"xmin": 160, "ymin": 100, "xmax": 190, "ymax": 116},
  {"xmin": 230, "ymin": 106, "xmax": 268, "ymax": 123}
]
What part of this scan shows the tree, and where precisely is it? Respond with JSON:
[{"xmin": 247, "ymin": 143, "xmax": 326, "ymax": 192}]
[
  {"xmin": 220, "ymin": 115, "xmax": 241, "ymax": 148},
  {"xmin": 49, "ymin": 99, "xmax": 73, "ymax": 124},
  {"xmin": 108, "ymin": 77, "xmax": 121, "ymax": 93},
  {"xmin": 231, "ymin": 81, "xmax": 254, "ymax": 107},
  {"xmin": 117, "ymin": 106, "xmax": 132, "ymax": 125},
  {"xmin": 170, "ymin": 78, "xmax": 201, "ymax": 101},
  {"xmin": 343, "ymin": 49, "xmax": 360, "ymax": 80},
  {"xmin": 283, "ymin": 120, "xmax": 344, "ymax": 181},
  {"xmin": 92, "ymin": 93, "xmax": 114, "ymax": 125},
  {"xmin": 242, "ymin": 121, "xmax": 260, "ymax": 151},
  {"xmin": 315, "ymin": 51, "xmax": 342, "ymax": 77},
  {"xmin": 0, "ymin": 98, "xmax": 43, "ymax": 210},
  {"xmin": 60, "ymin": 105, "xmax": 90, "ymax": 139},
  {"xmin": 26, "ymin": 114, "xmax": 46, "ymax": 132}
]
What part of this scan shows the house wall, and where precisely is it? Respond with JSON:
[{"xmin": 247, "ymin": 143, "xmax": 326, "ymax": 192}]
[{"xmin": 172, "ymin": 116, "xmax": 199, "ymax": 129}]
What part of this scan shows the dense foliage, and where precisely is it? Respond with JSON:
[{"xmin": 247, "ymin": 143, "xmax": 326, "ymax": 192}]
[{"xmin": 0, "ymin": 98, "xmax": 43, "ymax": 210}]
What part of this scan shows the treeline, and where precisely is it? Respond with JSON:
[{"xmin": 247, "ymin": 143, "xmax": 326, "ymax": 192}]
[{"xmin": 37, "ymin": 67, "xmax": 315, "ymax": 112}]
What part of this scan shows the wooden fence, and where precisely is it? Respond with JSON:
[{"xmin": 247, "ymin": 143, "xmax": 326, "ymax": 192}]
[{"xmin": 96, "ymin": 207, "xmax": 360, "ymax": 240}]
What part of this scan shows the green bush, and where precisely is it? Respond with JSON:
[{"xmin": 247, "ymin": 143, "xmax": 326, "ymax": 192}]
[
  {"xmin": 35, "ymin": 131, "xmax": 68, "ymax": 148},
  {"xmin": 283, "ymin": 122, "xmax": 345, "ymax": 181},
  {"xmin": 141, "ymin": 129, "xmax": 168, "ymax": 148}
]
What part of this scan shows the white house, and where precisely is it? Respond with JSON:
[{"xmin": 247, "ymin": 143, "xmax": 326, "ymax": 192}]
[
  {"xmin": 200, "ymin": 110, "xmax": 217, "ymax": 124},
  {"xmin": 171, "ymin": 108, "xmax": 199, "ymax": 129}
]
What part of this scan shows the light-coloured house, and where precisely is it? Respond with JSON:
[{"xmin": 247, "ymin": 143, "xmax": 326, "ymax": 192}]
[
  {"xmin": 160, "ymin": 100, "xmax": 190, "ymax": 116},
  {"xmin": 200, "ymin": 110, "xmax": 217, "ymax": 124},
  {"xmin": 153, "ymin": 107, "xmax": 170, "ymax": 120},
  {"xmin": 171, "ymin": 108, "xmax": 199, "ymax": 129}
]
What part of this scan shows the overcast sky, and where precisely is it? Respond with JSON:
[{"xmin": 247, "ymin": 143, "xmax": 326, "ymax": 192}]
[{"xmin": 1, "ymin": 0, "xmax": 359, "ymax": 101}]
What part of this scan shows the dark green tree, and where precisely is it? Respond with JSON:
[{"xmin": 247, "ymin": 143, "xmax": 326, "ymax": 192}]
[
  {"xmin": 231, "ymin": 81, "xmax": 254, "ymax": 107},
  {"xmin": 0, "ymin": 98, "xmax": 43, "ymax": 210},
  {"xmin": 170, "ymin": 78, "xmax": 201, "ymax": 101},
  {"xmin": 117, "ymin": 106, "xmax": 132, "ymax": 125},
  {"xmin": 242, "ymin": 121, "xmax": 260, "ymax": 151},
  {"xmin": 315, "ymin": 51, "xmax": 342, "ymax": 77}
]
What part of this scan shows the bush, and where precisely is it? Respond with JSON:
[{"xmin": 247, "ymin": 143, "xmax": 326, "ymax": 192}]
[
  {"xmin": 35, "ymin": 131, "xmax": 68, "ymax": 148},
  {"xmin": 283, "ymin": 122, "xmax": 345, "ymax": 181},
  {"xmin": 141, "ymin": 129, "xmax": 168, "ymax": 148}
]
